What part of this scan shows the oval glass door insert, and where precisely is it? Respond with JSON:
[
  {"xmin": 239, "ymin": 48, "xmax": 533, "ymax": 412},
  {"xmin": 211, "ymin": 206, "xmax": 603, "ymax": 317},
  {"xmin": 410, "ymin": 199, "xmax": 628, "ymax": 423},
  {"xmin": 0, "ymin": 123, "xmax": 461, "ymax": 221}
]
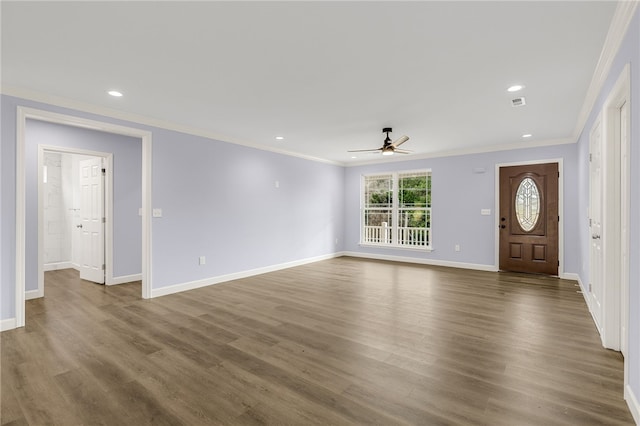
[{"xmin": 515, "ymin": 177, "xmax": 540, "ymax": 232}]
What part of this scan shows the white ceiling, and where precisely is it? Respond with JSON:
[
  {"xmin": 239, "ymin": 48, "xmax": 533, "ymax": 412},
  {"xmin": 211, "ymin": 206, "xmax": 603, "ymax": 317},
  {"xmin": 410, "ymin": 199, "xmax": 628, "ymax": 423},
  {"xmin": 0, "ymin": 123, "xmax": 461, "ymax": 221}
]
[{"xmin": 1, "ymin": 1, "xmax": 618, "ymax": 164}]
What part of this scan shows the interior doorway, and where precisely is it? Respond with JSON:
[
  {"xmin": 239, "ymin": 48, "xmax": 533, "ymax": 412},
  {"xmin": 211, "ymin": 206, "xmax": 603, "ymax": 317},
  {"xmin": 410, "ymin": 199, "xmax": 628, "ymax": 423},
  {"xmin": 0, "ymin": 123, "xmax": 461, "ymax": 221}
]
[
  {"xmin": 15, "ymin": 107, "xmax": 153, "ymax": 328},
  {"xmin": 39, "ymin": 148, "xmax": 109, "ymax": 299}
]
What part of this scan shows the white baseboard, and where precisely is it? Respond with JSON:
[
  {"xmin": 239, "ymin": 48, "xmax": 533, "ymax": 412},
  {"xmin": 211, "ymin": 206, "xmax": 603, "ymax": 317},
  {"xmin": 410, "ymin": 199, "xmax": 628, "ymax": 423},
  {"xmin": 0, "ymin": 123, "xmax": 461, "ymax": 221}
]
[
  {"xmin": 151, "ymin": 252, "xmax": 342, "ymax": 298},
  {"xmin": 25, "ymin": 289, "xmax": 44, "ymax": 300},
  {"xmin": 43, "ymin": 261, "xmax": 73, "ymax": 272},
  {"xmin": 625, "ymin": 384, "xmax": 640, "ymax": 425},
  {"xmin": 1, "ymin": 318, "xmax": 17, "ymax": 332},
  {"xmin": 342, "ymin": 251, "xmax": 498, "ymax": 272},
  {"xmin": 560, "ymin": 272, "xmax": 580, "ymax": 281},
  {"xmin": 575, "ymin": 274, "xmax": 604, "ymax": 343},
  {"xmin": 108, "ymin": 273, "xmax": 142, "ymax": 286}
]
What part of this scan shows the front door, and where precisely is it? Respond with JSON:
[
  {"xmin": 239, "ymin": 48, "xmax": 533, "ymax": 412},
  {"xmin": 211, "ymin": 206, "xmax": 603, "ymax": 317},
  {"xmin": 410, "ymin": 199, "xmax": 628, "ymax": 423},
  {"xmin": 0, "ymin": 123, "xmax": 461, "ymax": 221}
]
[
  {"xmin": 79, "ymin": 157, "xmax": 105, "ymax": 284},
  {"xmin": 499, "ymin": 163, "xmax": 559, "ymax": 275}
]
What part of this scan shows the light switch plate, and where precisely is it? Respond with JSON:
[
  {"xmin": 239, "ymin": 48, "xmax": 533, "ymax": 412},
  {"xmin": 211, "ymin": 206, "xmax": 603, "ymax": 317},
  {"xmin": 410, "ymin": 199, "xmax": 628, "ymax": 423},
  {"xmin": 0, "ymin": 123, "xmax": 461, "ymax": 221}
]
[
  {"xmin": 481, "ymin": 209, "xmax": 491, "ymax": 216},
  {"xmin": 152, "ymin": 208, "xmax": 163, "ymax": 218}
]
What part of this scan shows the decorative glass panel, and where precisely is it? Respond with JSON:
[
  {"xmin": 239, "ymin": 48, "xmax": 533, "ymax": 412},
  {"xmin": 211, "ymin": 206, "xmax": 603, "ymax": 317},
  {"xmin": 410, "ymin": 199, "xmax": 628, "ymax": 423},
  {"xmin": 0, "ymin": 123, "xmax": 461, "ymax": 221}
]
[{"xmin": 515, "ymin": 177, "xmax": 540, "ymax": 232}]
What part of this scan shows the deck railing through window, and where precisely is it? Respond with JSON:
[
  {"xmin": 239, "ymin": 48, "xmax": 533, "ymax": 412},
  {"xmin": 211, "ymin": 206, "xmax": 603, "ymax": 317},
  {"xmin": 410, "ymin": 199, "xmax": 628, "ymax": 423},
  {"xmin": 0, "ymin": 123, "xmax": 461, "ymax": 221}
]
[{"xmin": 363, "ymin": 223, "xmax": 430, "ymax": 247}]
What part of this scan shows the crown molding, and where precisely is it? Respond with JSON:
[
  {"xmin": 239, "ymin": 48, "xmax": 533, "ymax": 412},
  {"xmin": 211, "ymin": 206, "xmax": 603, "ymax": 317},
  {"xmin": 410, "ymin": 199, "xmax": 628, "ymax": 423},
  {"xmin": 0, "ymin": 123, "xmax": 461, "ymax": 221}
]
[
  {"xmin": 572, "ymin": 1, "xmax": 638, "ymax": 140},
  {"xmin": 346, "ymin": 137, "xmax": 574, "ymax": 167},
  {"xmin": 1, "ymin": 85, "xmax": 342, "ymax": 167}
]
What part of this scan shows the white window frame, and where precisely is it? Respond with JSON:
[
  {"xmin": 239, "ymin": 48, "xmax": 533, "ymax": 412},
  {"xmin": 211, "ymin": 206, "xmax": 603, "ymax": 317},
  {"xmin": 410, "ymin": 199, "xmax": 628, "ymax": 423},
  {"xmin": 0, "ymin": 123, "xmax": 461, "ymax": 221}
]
[{"xmin": 360, "ymin": 169, "xmax": 432, "ymax": 250}]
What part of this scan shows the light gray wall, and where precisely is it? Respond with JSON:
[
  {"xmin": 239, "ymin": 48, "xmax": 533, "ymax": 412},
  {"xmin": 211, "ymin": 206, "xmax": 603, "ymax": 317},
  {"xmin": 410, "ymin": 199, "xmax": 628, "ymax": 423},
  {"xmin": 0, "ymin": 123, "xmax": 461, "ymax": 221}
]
[
  {"xmin": 151, "ymin": 129, "xmax": 345, "ymax": 289},
  {"xmin": 344, "ymin": 143, "xmax": 579, "ymax": 271}
]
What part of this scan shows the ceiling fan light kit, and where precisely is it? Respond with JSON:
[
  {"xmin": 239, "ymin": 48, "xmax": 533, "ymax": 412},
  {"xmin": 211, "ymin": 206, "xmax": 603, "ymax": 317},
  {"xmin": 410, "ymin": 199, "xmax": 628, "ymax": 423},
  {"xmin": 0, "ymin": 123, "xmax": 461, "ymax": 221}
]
[{"xmin": 348, "ymin": 127, "xmax": 412, "ymax": 156}]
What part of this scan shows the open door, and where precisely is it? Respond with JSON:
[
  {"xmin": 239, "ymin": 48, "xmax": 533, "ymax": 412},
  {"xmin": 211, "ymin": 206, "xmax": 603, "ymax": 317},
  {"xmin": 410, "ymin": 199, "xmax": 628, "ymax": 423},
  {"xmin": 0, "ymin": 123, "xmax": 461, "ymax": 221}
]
[{"xmin": 79, "ymin": 157, "xmax": 105, "ymax": 284}]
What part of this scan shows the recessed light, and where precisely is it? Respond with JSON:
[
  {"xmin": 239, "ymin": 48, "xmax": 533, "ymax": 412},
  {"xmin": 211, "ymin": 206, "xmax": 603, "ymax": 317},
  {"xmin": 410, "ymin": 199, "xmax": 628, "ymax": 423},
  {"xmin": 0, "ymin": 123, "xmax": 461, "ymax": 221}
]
[
  {"xmin": 522, "ymin": 134, "xmax": 532, "ymax": 138},
  {"xmin": 275, "ymin": 136, "xmax": 284, "ymax": 140},
  {"xmin": 507, "ymin": 85, "xmax": 524, "ymax": 92},
  {"xmin": 351, "ymin": 156, "xmax": 357, "ymax": 159},
  {"xmin": 108, "ymin": 90, "xmax": 123, "ymax": 97}
]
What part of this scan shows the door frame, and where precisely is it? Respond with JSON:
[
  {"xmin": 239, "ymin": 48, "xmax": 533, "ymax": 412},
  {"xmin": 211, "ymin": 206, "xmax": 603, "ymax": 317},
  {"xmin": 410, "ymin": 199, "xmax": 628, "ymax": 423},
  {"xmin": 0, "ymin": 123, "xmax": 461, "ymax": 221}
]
[
  {"xmin": 595, "ymin": 64, "xmax": 630, "ymax": 355},
  {"xmin": 15, "ymin": 106, "xmax": 153, "ymax": 328},
  {"xmin": 494, "ymin": 158, "xmax": 564, "ymax": 277},
  {"xmin": 37, "ymin": 147, "xmax": 112, "ymax": 298}
]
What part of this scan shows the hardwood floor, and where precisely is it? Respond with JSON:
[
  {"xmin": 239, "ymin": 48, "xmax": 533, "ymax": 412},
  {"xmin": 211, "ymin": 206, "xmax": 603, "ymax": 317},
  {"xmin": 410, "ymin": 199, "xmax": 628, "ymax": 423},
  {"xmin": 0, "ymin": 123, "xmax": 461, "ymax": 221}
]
[{"xmin": 1, "ymin": 257, "xmax": 634, "ymax": 425}]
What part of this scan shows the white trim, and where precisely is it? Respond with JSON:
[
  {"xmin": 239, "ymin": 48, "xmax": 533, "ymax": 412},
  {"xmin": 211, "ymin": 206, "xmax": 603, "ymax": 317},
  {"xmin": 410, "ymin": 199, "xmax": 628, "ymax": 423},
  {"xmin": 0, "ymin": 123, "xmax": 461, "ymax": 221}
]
[
  {"xmin": 572, "ymin": 1, "xmax": 638, "ymax": 142},
  {"xmin": 599, "ymin": 64, "xmax": 631, "ymax": 352},
  {"xmin": 15, "ymin": 106, "xmax": 152, "ymax": 328},
  {"xmin": 559, "ymin": 272, "xmax": 580, "ymax": 282},
  {"xmin": 625, "ymin": 384, "xmax": 640, "ymax": 425},
  {"xmin": 152, "ymin": 253, "xmax": 342, "ymax": 298},
  {"xmin": 2, "ymin": 86, "xmax": 340, "ymax": 167},
  {"xmin": 43, "ymin": 261, "xmax": 73, "ymax": 272},
  {"xmin": 15, "ymin": 108, "xmax": 27, "ymax": 328},
  {"xmin": 38, "ymin": 146, "xmax": 113, "ymax": 300},
  {"xmin": 108, "ymin": 274, "xmax": 142, "ymax": 286},
  {"xmin": 1, "ymin": 318, "xmax": 17, "ymax": 332},
  {"xmin": 343, "ymin": 251, "xmax": 498, "ymax": 272},
  {"xmin": 574, "ymin": 274, "xmax": 603, "ymax": 336},
  {"xmin": 494, "ymin": 158, "xmax": 564, "ymax": 275},
  {"xmin": 25, "ymin": 289, "xmax": 43, "ymax": 300}
]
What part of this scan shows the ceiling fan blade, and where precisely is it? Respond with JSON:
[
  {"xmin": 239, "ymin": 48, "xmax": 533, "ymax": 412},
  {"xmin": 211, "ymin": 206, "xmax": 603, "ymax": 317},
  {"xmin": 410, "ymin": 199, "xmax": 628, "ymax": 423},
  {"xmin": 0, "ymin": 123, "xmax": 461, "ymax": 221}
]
[
  {"xmin": 394, "ymin": 149, "xmax": 412, "ymax": 154},
  {"xmin": 391, "ymin": 135, "xmax": 409, "ymax": 148},
  {"xmin": 348, "ymin": 148, "xmax": 383, "ymax": 152}
]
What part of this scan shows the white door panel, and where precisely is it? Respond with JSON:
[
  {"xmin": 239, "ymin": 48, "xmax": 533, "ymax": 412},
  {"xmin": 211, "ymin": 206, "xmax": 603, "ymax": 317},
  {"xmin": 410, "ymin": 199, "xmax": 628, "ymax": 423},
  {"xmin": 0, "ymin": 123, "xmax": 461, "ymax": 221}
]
[
  {"xmin": 620, "ymin": 100, "xmax": 629, "ymax": 356},
  {"xmin": 79, "ymin": 158, "xmax": 105, "ymax": 284},
  {"xmin": 589, "ymin": 120, "xmax": 603, "ymax": 331}
]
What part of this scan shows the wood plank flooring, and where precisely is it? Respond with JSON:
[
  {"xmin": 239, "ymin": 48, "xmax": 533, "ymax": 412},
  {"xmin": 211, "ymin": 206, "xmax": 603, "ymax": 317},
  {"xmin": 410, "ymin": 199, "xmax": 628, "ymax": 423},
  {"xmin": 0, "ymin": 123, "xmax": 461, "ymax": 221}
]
[{"xmin": 1, "ymin": 257, "xmax": 635, "ymax": 425}]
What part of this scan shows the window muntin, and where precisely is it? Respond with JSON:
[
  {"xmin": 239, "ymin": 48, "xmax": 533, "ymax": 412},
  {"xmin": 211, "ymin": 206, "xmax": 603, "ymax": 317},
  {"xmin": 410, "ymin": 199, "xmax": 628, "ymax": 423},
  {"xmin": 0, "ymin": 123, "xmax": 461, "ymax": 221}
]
[{"xmin": 362, "ymin": 171, "xmax": 431, "ymax": 248}]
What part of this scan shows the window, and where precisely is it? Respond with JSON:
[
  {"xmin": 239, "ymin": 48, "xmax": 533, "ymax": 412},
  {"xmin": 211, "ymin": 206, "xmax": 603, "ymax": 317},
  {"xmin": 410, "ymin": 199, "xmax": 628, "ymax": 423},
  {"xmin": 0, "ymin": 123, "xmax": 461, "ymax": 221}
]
[{"xmin": 361, "ymin": 170, "xmax": 431, "ymax": 248}]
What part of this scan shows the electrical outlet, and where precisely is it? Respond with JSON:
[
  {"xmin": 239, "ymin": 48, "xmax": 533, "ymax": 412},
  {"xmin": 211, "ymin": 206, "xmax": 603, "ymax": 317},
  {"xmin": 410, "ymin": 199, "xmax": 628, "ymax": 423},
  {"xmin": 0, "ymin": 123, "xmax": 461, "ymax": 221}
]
[
  {"xmin": 199, "ymin": 256, "xmax": 206, "ymax": 265},
  {"xmin": 454, "ymin": 244, "xmax": 460, "ymax": 252}
]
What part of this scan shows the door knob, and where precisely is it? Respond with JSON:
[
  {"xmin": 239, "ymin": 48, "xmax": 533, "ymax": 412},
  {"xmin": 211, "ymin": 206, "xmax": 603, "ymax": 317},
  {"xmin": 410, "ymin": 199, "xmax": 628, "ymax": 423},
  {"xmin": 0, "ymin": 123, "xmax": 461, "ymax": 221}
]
[
  {"xmin": 592, "ymin": 234, "xmax": 600, "ymax": 240},
  {"xmin": 500, "ymin": 225, "xmax": 506, "ymax": 229},
  {"xmin": 77, "ymin": 224, "xmax": 83, "ymax": 229},
  {"xmin": 501, "ymin": 217, "xmax": 506, "ymax": 222}
]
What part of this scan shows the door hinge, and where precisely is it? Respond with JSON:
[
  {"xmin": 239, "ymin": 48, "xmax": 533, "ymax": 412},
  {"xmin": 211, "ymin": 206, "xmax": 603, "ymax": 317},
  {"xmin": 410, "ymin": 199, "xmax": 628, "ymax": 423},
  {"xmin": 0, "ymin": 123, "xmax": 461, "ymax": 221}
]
[
  {"xmin": 102, "ymin": 217, "xmax": 106, "ymax": 223},
  {"xmin": 102, "ymin": 168, "xmax": 106, "ymax": 175},
  {"xmin": 558, "ymin": 215, "xmax": 560, "ymax": 222},
  {"xmin": 589, "ymin": 153, "xmax": 592, "ymax": 162},
  {"xmin": 589, "ymin": 218, "xmax": 592, "ymax": 226},
  {"xmin": 102, "ymin": 264, "xmax": 105, "ymax": 271},
  {"xmin": 558, "ymin": 171, "xmax": 560, "ymax": 177},
  {"xmin": 558, "ymin": 260, "xmax": 560, "ymax": 266}
]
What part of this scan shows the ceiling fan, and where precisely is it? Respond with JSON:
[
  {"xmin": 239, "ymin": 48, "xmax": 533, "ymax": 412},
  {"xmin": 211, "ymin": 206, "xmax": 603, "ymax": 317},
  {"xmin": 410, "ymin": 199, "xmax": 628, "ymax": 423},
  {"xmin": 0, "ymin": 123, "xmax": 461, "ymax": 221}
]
[{"xmin": 349, "ymin": 127, "xmax": 411, "ymax": 156}]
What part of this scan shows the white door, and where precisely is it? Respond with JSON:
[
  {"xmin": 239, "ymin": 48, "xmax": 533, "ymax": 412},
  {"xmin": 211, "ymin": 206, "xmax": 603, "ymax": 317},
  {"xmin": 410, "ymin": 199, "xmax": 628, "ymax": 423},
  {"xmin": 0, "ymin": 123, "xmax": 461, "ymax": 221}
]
[
  {"xmin": 619, "ymin": 100, "xmax": 629, "ymax": 356},
  {"xmin": 589, "ymin": 120, "xmax": 603, "ymax": 331},
  {"xmin": 79, "ymin": 157, "xmax": 105, "ymax": 284}
]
